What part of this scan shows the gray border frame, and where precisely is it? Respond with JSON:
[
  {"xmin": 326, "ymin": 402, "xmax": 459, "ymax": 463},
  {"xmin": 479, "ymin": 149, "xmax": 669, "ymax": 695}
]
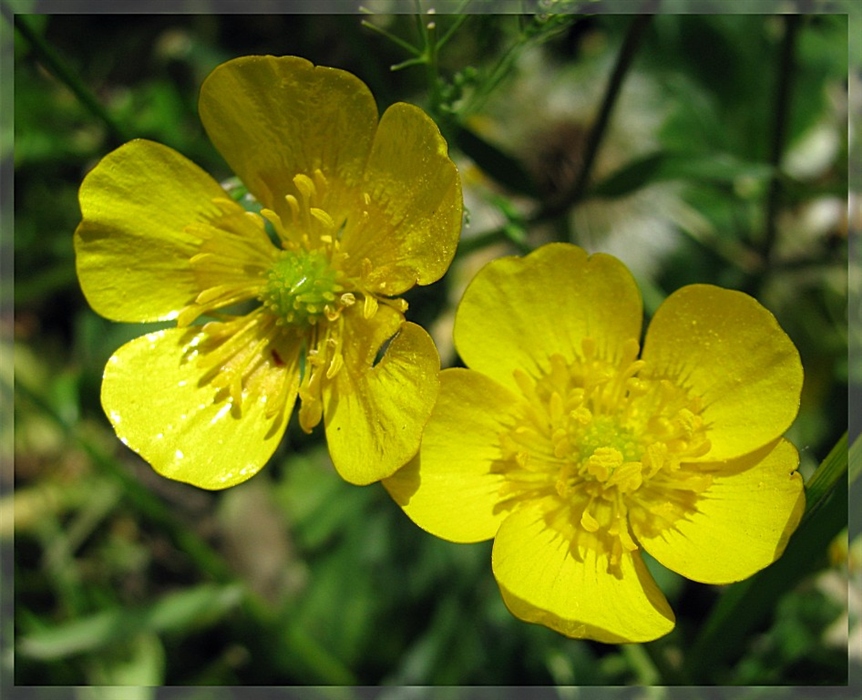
[{"xmin": 1, "ymin": 0, "xmax": 859, "ymax": 699}]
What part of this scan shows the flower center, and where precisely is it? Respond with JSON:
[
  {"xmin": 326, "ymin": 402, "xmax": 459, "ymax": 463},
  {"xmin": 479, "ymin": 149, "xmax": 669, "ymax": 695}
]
[
  {"xmin": 499, "ymin": 337, "xmax": 713, "ymax": 569},
  {"xmin": 578, "ymin": 416, "xmax": 642, "ymax": 466},
  {"xmin": 261, "ymin": 249, "xmax": 343, "ymax": 326}
]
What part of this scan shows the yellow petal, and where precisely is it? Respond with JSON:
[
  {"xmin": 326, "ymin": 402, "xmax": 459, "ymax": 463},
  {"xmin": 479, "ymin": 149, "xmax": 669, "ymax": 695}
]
[
  {"xmin": 340, "ymin": 102, "xmax": 463, "ymax": 295},
  {"xmin": 492, "ymin": 500, "xmax": 675, "ymax": 643},
  {"xmin": 454, "ymin": 243, "xmax": 643, "ymax": 394},
  {"xmin": 641, "ymin": 285, "xmax": 803, "ymax": 461},
  {"xmin": 384, "ymin": 368, "xmax": 519, "ymax": 543},
  {"xmin": 199, "ymin": 55, "xmax": 377, "ymax": 221},
  {"xmin": 323, "ymin": 308, "xmax": 440, "ymax": 485},
  {"xmin": 631, "ymin": 439, "xmax": 805, "ymax": 584},
  {"xmin": 74, "ymin": 139, "xmax": 227, "ymax": 322},
  {"xmin": 101, "ymin": 326, "xmax": 297, "ymax": 490}
]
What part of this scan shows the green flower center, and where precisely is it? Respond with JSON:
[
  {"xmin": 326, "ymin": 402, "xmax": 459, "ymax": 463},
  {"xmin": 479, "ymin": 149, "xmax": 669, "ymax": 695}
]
[
  {"xmin": 577, "ymin": 416, "xmax": 642, "ymax": 466},
  {"xmin": 261, "ymin": 249, "xmax": 342, "ymax": 326}
]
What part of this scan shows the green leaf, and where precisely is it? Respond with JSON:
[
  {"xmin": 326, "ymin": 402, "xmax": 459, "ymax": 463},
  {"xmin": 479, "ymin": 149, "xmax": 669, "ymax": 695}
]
[
  {"xmin": 800, "ymin": 432, "xmax": 850, "ymax": 529},
  {"xmin": 589, "ymin": 150, "xmax": 775, "ymax": 199},
  {"xmin": 451, "ymin": 125, "xmax": 540, "ymax": 198},
  {"xmin": 85, "ymin": 632, "xmax": 166, "ymax": 689},
  {"xmin": 17, "ymin": 583, "xmax": 244, "ymax": 660},
  {"xmin": 849, "ymin": 430, "xmax": 861, "ymax": 486}
]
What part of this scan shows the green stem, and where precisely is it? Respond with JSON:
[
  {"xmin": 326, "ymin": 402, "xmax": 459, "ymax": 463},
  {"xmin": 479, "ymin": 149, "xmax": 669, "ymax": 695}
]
[
  {"xmin": 622, "ymin": 643, "xmax": 660, "ymax": 685},
  {"xmin": 15, "ymin": 379, "xmax": 235, "ymax": 585},
  {"xmin": 554, "ymin": 10, "xmax": 655, "ymax": 218},
  {"xmin": 761, "ymin": 14, "xmax": 802, "ymax": 267},
  {"xmin": 437, "ymin": 4, "xmax": 471, "ymax": 51},
  {"xmin": 361, "ymin": 19, "xmax": 423, "ymax": 58},
  {"xmin": 10, "ymin": 12, "xmax": 131, "ymax": 146},
  {"xmin": 850, "ymin": 430, "xmax": 862, "ymax": 486},
  {"xmin": 13, "ymin": 376, "xmax": 359, "ymax": 684},
  {"xmin": 413, "ymin": 2, "xmax": 446, "ymax": 118},
  {"xmin": 800, "ymin": 431, "xmax": 849, "ymax": 528},
  {"xmin": 459, "ymin": 9, "xmax": 654, "ymax": 253}
]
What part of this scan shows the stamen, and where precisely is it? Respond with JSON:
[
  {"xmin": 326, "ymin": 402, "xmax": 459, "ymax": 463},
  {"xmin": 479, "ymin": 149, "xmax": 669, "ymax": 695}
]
[
  {"xmin": 580, "ymin": 507, "xmax": 600, "ymax": 532},
  {"xmin": 313, "ymin": 168, "xmax": 328, "ymax": 191},
  {"xmin": 293, "ymin": 173, "xmax": 316, "ymax": 200},
  {"xmin": 184, "ymin": 312, "xmax": 293, "ymax": 420},
  {"xmin": 310, "ymin": 207, "xmax": 335, "ymax": 230},
  {"xmin": 297, "ymin": 359, "xmax": 324, "ymax": 432},
  {"xmin": 284, "ymin": 196, "xmax": 300, "ymax": 223},
  {"xmin": 497, "ymin": 347, "xmax": 712, "ymax": 561},
  {"xmin": 363, "ymin": 294, "xmax": 378, "ymax": 319}
]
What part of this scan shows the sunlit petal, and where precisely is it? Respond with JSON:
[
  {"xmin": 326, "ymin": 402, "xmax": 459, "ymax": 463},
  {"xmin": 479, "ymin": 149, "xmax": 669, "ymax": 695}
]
[
  {"xmin": 384, "ymin": 368, "xmax": 519, "ymax": 542},
  {"xmin": 74, "ymin": 139, "xmax": 227, "ymax": 322},
  {"xmin": 492, "ymin": 501, "xmax": 675, "ymax": 643},
  {"xmin": 454, "ymin": 243, "xmax": 643, "ymax": 394},
  {"xmin": 102, "ymin": 326, "xmax": 299, "ymax": 489},
  {"xmin": 340, "ymin": 102, "xmax": 463, "ymax": 295},
  {"xmin": 323, "ymin": 307, "xmax": 440, "ymax": 485},
  {"xmin": 641, "ymin": 284, "xmax": 804, "ymax": 461},
  {"xmin": 199, "ymin": 55, "xmax": 377, "ymax": 223},
  {"xmin": 632, "ymin": 439, "xmax": 805, "ymax": 584}
]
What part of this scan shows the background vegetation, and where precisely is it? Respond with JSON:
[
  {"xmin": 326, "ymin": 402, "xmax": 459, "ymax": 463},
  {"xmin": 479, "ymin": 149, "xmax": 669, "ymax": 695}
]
[{"xmin": 4, "ymin": 1, "xmax": 859, "ymax": 694}]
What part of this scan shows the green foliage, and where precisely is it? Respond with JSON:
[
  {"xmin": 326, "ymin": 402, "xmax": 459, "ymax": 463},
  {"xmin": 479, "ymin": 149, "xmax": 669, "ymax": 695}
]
[{"xmin": 6, "ymin": 6, "xmax": 854, "ymax": 690}]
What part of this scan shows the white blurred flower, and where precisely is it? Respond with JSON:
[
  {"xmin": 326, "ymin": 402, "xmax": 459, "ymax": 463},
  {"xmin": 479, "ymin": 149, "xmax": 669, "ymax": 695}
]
[
  {"xmin": 463, "ymin": 43, "xmax": 695, "ymax": 279},
  {"xmin": 817, "ymin": 532, "xmax": 861, "ymax": 663}
]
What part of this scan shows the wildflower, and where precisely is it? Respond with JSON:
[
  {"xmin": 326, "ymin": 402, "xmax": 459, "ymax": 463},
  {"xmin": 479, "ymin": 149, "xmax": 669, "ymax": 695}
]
[
  {"xmin": 385, "ymin": 243, "xmax": 805, "ymax": 643},
  {"xmin": 74, "ymin": 56, "xmax": 462, "ymax": 489}
]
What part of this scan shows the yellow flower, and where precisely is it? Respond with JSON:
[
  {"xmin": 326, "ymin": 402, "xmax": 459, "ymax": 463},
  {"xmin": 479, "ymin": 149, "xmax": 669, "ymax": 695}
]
[
  {"xmin": 74, "ymin": 56, "xmax": 462, "ymax": 489},
  {"xmin": 385, "ymin": 243, "xmax": 806, "ymax": 643}
]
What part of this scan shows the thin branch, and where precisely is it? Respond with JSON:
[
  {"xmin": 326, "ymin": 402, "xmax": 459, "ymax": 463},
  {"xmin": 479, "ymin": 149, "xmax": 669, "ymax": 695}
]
[
  {"xmin": 458, "ymin": 8, "xmax": 656, "ymax": 255},
  {"xmin": 552, "ymin": 10, "xmax": 655, "ymax": 217},
  {"xmin": 11, "ymin": 11, "xmax": 132, "ymax": 146},
  {"xmin": 762, "ymin": 14, "xmax": 802, "ymax": 265}
]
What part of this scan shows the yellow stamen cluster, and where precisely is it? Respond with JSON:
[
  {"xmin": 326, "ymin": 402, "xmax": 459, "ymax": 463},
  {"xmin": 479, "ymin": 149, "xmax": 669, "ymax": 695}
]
[
  {"xmin": 499, "ymin": 337, "xmax": 713, "ymax": 571},
  {"xmin": 174, "ymin": 168, "xmax": 418, "ymax": 437}
]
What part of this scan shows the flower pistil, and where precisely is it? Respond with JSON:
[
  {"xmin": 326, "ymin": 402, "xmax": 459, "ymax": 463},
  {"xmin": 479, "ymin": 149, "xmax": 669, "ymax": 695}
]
[{"xmin": 498, "ymin": 336, "xmax": 715, "ymax": 571}]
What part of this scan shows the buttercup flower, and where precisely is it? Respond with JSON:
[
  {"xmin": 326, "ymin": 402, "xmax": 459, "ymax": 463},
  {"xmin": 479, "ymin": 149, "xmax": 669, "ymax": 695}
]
[
  {"xmin": 385, "ymin": 243, "xmax": 805, "ymax": 643},
  {"xmin": 74, "ymin": 56, "xmax": 462, "ymax": 489}
]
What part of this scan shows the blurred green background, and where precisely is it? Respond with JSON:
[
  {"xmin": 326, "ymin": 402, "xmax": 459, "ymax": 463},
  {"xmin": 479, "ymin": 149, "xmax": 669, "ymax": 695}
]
[{"xmin": 5, "ymin": 3, "xmax": 858, "ymax": 690}]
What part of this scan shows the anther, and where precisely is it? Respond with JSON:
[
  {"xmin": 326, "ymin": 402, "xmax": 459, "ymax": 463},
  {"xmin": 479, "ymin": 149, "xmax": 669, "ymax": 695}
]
[{"xmin": 293, "ymin": 173, "xmax": 316, "ymax": 200}]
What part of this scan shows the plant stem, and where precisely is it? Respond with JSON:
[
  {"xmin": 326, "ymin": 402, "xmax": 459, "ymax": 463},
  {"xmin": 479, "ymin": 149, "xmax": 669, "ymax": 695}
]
[
  {"xmin": 684, "ymin": 431, "xmax": 848, "ymax": 682},
  {"xmin": 622, "ymin": 643, "xmax": 660, "ymax": 685},
  {"xmin": 15, "ymin": 378, "xmax": 235, "ymax": 584},
  {"xmin": 762, "ymin": 14, "xmax": 801, "ymax": 266},
  {"xmin": 457, "ymin": 9, "xmax": 656, "ymax": 256},
  {"xmin": 800, "ymin": 430, "xmax": 850, "ymax": 529},
  {"xmin": 11, "ymin": 12, "xmax": 131, "ymax": 146},
  {"xmin": 554, "ymin": 10, "xmax": 655, "ymax": 218}
]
